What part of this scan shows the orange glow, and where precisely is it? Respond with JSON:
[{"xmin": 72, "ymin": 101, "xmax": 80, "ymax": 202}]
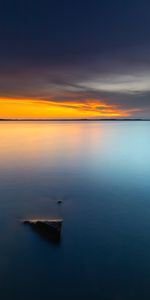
[
  {"xmin": 0, "ymin": 122, "xmax": 109, "ymax": 169},
  {"xmin": 0, "ymin": 98, "xmax": 130, "ymax": 119}
]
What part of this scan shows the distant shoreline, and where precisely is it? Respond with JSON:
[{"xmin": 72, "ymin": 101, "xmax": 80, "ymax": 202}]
[{"xmin": 0, "ymin": 118, "xmax": 149, "ymax": 122}]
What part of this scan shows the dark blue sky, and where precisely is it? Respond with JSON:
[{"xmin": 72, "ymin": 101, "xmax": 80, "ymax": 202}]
[{"xmin": 1, "ymin": 0, "xmax": 150, "ymax": 117}]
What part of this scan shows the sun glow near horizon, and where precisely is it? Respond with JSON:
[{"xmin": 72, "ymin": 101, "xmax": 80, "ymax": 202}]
[{"xmin": 0, "ymin": 98, "xmax": 130, "ymax": 119}]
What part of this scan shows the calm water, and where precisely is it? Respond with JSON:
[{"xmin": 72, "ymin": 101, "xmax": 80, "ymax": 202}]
[{"xmin": 0, "ymin": 121, "xmax": 150, "ymax": 300}]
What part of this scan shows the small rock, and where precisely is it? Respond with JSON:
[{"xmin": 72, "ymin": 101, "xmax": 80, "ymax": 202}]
[
  {"xmin": 57, "ymin": 199, "xmax": 63, "ymax": 204},
  {"xmin": 23, "ymin": 218, "xmax": 63, "ymax": 244}
]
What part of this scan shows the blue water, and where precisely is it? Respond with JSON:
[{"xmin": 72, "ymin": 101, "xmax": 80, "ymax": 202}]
[{"xmin": 0, "ymin": 121, "xmax": 150, "ymax": 299}]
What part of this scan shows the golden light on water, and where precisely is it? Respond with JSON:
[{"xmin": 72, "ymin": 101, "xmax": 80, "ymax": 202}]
[
  {"xmin": 0, "ymin": 98, "xmax": 129, "ymax": 119},
  {"xmin": 0, "ymin": 121, "xmax": 105, "ymax": 168}
]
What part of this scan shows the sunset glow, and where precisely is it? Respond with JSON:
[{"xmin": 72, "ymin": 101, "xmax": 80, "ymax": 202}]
[{"xmin": 0, "ymin": 98, "xmax": 130, "ymax": 119}]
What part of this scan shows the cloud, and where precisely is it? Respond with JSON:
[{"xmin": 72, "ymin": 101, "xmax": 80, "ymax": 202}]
[
  {"xmin": 0, "ymin": 54, "xmax": 150, "ymax": 118},
  {"xmin": 3, "ymin": 48, "xmax": 149, "ymax": 119},
  {"xmin": 0, "ymin": 98, "xmax": 133, "ymax": 118}
]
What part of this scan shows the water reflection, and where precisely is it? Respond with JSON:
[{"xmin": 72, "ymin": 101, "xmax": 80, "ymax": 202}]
[
  {"xmin": 0, "ymin": 121, "xmax": 104, "ymax": 169},
  {"xmin": 0, "ymin": 121, "xmax": 150, "ymax": 300},
  {"xmin": 23, "ymin": 221, "xmax": 61, "ymax": 245}
]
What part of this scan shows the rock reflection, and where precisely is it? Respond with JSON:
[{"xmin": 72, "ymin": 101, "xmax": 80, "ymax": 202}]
[{"xmin": 23, "ymin": 219, "xmax": 62, "ymax": 245}]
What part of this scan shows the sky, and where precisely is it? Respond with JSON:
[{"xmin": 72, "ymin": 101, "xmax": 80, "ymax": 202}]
[{"xmin": 0, "ymin": 0, "xmax": 150, "ymax": 119}]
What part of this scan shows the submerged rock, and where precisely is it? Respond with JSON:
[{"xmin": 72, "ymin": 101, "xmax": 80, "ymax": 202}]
[
  {"xmin": 57, "ymin": 199, "xmax": 63, "ymax": 204},
  {"xmin": 23, "ymin": 218, "xmax": 63, "ymax": 244},
  {"xmin": 23, "ymin": 218, "xmax": 63, "ymax": 232}
]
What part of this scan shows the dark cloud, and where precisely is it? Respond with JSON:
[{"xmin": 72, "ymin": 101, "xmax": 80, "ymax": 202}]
[{"xmin": 0, "ymin": 0, "xmax": 150, "ymax": 117}]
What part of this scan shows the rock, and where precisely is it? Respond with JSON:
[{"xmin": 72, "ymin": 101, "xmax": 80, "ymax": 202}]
[
  {"xmin": 57, "ymin": 199, "xmax": 63, "ymax": 204},
  {"xmin": 23, "ymin": 218, "xmax": 63, "ymax": 232},
  {"xmin": 23, "ymin": 218, "xmax": 63, "ymax": 244}
]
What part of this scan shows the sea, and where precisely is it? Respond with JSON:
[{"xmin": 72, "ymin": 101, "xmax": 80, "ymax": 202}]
[{"xmin": 0, "ymin": 121, "xmax": 150, "ymax": 300}]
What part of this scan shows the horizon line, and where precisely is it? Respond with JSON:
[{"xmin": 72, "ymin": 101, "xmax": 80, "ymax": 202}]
[{"xmin": 0, "ymin": 118, "xmax": 149, "ymax": 122}]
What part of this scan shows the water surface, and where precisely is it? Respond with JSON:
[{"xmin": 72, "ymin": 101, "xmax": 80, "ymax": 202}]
[{"xmin": 0, "ymin": 121, "xmax": 150, "ymax": 300}]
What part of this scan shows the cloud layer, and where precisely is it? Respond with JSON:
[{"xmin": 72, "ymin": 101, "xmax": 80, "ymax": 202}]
[{"xmin": 0, "ymin": 0, "xmax": 150, "ymax": 118}]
